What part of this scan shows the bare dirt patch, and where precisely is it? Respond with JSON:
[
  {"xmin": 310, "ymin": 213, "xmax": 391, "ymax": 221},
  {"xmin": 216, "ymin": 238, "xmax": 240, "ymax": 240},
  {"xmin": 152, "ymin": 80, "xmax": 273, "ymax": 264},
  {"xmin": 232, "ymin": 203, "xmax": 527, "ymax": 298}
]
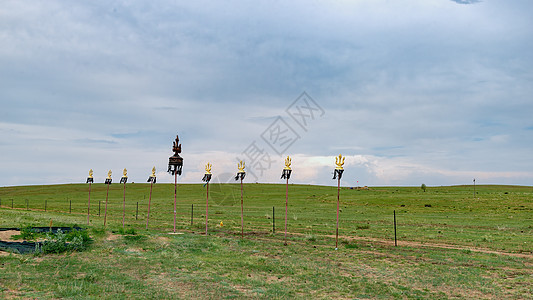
[
  {"xmin": 0, "ymin": 230, "xmax": 20, "ymax": 242},
  {"xmin": 105, "ymin": 233, "xmax": 120, "ymax": 241}
]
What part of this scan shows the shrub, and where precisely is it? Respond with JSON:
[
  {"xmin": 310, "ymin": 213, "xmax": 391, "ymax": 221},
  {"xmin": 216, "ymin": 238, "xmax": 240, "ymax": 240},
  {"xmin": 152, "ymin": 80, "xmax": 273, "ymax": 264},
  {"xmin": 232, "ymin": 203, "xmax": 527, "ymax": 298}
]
[
  {"xmin": 35, "ymin": 229, "xmax": 92, "ymax": 254},
  {"xmin": 14, "ymin": 225, "xmax": 39, "ymax": 240}
]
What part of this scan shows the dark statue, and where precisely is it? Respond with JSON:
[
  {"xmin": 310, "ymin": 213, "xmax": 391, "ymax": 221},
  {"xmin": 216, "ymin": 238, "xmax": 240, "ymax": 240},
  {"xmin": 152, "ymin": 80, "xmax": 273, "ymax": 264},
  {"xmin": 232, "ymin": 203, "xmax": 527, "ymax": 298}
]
[{"xmin": 168, "ymin": 134, "xmax": 183, "ymax": 175}]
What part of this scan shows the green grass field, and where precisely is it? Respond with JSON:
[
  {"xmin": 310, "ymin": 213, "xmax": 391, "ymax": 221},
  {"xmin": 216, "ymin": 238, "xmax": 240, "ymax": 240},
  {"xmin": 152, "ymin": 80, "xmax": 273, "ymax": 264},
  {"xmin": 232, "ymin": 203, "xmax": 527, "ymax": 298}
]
[{"xmin": 0, "ymin": 183, "xmax": 531, "ymax": 299}]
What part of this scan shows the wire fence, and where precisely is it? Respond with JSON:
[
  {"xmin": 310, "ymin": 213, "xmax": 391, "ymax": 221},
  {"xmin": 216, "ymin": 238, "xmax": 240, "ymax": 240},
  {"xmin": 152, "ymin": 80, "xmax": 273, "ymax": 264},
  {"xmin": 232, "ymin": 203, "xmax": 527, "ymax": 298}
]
[
  {"xmin": 0, "ymin": 195, "xmax": 399, "ymax": 237},
  {"xmin": 1, "ymin": 189, "xmax": 503, "ymax": 248}
]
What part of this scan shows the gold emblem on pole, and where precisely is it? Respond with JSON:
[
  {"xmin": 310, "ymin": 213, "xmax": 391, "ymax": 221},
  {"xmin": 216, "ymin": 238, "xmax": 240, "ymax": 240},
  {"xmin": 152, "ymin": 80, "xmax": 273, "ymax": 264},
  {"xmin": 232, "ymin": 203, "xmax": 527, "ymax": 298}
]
[{"xmin": 335, "ymin": 154, "xmax": 345, "ymax": 170}]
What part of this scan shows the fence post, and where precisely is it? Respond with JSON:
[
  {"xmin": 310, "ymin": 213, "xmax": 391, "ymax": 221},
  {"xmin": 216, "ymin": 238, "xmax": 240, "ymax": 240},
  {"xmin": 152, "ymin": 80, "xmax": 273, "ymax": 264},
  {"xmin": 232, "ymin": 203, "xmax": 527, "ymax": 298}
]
[
  {"xmin": 98, "ymin": 201, "xmax": 101, "ymax": 216},
  {"xmin": 12, "ymin": 199, "xmax": 14, "ymax": 209},
  {"xmin": 45, "ymin": 200, "xmax": 47, "ymax": 212},
  {"xmin": 191, "ymin": 204, "xmax": 194, "ymax": 226},
  {"xmin": 69, "ymin": 199, "xmax": 72, "ymax": 214},
  {"xmin": 136, "ymin": 202, "xmax": 139, "ymax": 220},
  {"xmin": 394, "ymin": 210, "xmax": 398, "ymax": 247},
  {"xmin": 273, "ymin": 206, "xmax": 275, "ymax": 233}
]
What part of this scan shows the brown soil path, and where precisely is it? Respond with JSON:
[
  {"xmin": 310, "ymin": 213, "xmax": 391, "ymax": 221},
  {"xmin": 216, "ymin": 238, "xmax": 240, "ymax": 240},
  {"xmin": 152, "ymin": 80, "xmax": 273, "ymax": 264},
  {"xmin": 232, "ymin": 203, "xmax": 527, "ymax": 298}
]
[{"xmin": 325, "ymin": 234, "xmax": 533, "ymax": 259}]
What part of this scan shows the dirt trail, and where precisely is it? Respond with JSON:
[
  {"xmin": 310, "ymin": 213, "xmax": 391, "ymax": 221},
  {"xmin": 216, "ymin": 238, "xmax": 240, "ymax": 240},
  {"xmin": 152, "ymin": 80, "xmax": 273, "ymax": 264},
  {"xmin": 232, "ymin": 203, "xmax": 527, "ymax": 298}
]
[{"xmin": 326, "ymin": 234, "xmax": 533, "ymax": 259}]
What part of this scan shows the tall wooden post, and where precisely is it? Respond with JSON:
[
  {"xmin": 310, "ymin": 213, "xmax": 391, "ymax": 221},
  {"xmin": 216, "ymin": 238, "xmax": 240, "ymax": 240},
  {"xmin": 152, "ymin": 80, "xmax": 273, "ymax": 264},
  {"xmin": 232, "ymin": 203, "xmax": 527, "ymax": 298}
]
[
  {"xmin": 87, "ymin": 182, "xmax": 92, "ymax": 225},
  {"xmin": 205, "ymin": 182, "xmax": 209, "ymax": 235},
  {"xmin": 174, "ymin": 172, "xmax": 178, "ymax": 233},
  {"xmin": 146, "ymin": 167, "xmax": 157, "ymax": 230},
  {"xmin": 146, "ymin": 182, "xmax": 153, "ymax": 230},
  {"xmin": 285, "ymin": 177, "xmax": 288, "ymax": 244},
  {"xmin": 122, "ymin": 181, "xmax": 126, "ymax": 228},
  {"xmin": 235, "ymin": 161, "xmax": 246, "ymax": 238},
  {"xmin": 104, "ymin": 170, "xmax": 112, "ymax": 226},
  {"xmin": 333, "ymin": 154, "xmax": 345, "ymax": 250},
  {"xmin": 104, "ymin": 183, "xmax": 110, "ymax": 226},
  {"xmin": 167, "ymin": 135, "xmax": 183, "ymax": 233},
  {"xmin": 336, "ymin": 177, "xmax": 340, "ymax": 249},
  {"xmin": 240, "ymin": 177, "xmax": 244, "ymax": 238},
  {"xmin": 202, "ymin": 162, "xmax": 212, "ymax": 236},
  {"xmin": 281, "ymin": 156, "xmax": 292, "ymax": 246}
]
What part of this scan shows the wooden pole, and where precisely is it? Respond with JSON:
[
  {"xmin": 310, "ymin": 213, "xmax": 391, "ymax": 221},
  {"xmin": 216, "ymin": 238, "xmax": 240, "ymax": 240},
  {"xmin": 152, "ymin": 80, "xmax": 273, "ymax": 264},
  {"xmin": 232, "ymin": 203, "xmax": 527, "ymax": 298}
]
[
  {"xmin": 122, "ymin": 182, "xmax": 126, "ymax": 228},
  {"xmin": 173, "ymin": 172, "xmax": 178, "ymax": 233},
  {"xmin": 240, "ymin": 178, "xmax": 244, "ymax": 238},
  {"xmin": 146, "ymin": 182, "xmax": 153, "ymax": 229},
  {"xmin": 205, "ymin": 182, "xmax": 209, "ymax": 235},
  {"xmin": 87, "ymin": 182, "xmax": 91, "ymax": 225},
  {"xmin": 285, "ymin": 177, "xmax": 288, "ymax": 245},
  {"xmin": 191, "ymin": 204, "xmax": 194, "ymax": 226},
  {"xmin": 136, "ymin": 202, "xmax": 139, "ymax": 220},
  {"xmin": 336, "ymin": 177, "xmax": 340, "ymax": 250},
  {"xmin": 104, "ymin": 184, "xmax": 110, "ymax": 226}
]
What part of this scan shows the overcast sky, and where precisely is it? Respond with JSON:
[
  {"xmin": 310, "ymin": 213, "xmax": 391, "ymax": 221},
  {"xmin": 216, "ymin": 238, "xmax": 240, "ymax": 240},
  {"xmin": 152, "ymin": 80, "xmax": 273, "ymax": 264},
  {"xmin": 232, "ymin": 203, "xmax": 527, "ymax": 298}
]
[{"xmin": 1, "ymin": 0, "xmax": 532, "ymax": 187}]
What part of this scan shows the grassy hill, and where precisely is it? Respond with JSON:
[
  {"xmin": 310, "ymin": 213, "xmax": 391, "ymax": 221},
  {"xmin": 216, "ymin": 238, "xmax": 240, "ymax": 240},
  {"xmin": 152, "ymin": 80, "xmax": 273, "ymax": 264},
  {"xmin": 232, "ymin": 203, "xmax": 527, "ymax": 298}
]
[{"xmin": 0, "ymin": 184, "xmax": 531, "ymax": 298}]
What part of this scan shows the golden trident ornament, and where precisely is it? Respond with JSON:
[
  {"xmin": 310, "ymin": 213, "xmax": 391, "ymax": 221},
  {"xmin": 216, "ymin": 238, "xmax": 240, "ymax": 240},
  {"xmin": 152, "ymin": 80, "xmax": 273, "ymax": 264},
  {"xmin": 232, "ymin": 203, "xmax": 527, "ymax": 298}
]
[
  {"xmin": 237, "ymin": 160, "xmax": 245, "ymax": 173},
  {"xmin": 120, "ymin": 168, "xmax": 128, "ymax": 183},
  {"xmin": 105, "ymin": 170, "xmax": 112, "ymax": 185},
  {"xmin": 202, "ymin": 163, "xmax": 212, "ymax": 183},
  {"xmin": 281, "ymin": 156, "xmax": 292, "ymax": 179},
  {"xmin": 284, "ymin": 156, "xmax": 292, "ymax": 170},
  {"xmin": 147, "ymin": 166, "xmax": 157, "ymax": 183},
  {"xmin": 335, "ymin": 154, "xmax": 345, "ymax": 170},
  {"xmin": 86, "ymin": 169, "xmax": 94, "ymax": 183}
]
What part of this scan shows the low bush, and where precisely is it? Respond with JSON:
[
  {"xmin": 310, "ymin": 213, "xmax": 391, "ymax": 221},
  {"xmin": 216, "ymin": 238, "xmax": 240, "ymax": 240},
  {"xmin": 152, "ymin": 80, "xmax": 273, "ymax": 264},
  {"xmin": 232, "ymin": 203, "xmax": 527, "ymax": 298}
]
[{"xmin": 35, "ymin": 229, "xmax": 92, "ymax": 254}]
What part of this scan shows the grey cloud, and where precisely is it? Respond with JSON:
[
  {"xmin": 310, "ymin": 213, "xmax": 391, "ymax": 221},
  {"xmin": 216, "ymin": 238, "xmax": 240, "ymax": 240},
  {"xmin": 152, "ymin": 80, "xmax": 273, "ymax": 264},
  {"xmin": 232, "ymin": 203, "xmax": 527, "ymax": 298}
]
[
  {"xmin": 450, "ymin": 0, "xmax": 481, "ymax": 4},
  {"xmin": 1, "ymin": 0, "xmax": 532, "ymax": 186}
]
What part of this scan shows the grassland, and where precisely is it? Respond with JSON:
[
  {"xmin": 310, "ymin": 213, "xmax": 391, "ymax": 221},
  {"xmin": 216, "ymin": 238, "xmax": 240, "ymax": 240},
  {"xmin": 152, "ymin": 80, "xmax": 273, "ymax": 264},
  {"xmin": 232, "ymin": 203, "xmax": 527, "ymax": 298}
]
[{"xmin": 0, "ymin": 183, "xmax": 531, "ymax": 299}]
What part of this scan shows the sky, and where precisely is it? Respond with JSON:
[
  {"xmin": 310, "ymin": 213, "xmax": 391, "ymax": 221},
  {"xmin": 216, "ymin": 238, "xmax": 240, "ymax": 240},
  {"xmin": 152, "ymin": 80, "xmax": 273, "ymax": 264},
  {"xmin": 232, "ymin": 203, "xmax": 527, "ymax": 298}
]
[{"xmin": 1, "ymin": 0, "xmax": 532, "ymax": 187}]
